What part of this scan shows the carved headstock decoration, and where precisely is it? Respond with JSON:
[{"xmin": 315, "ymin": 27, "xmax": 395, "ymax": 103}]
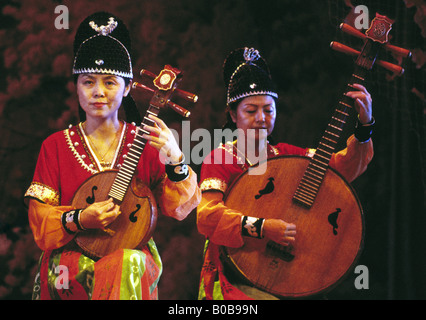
[
  {"xmin": 330, "ymin": 13, "xmax": 411, "ymax": 76},
  {"xmin": 132, "ymin": 65, "xmax": 198, "ymax": 118}
]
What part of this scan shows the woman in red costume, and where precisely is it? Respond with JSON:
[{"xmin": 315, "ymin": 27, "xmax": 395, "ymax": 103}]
[
  {"xmin": 197, "ymin": 47, "xmax": 374, "ymax": 300},
  {"xmin": 24, "ymin": 12, "xmax": 200, "ymax": 300}
]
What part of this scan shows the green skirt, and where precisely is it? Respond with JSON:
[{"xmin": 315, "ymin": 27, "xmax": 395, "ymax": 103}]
[{"xmin": 32, "ymin": 239, "xmax": 162, "ymax": 300}]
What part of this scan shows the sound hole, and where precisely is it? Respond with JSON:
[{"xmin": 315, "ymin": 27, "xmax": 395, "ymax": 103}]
[
  {"xmin": 328, "ymin": 208, "xmax": 341, "ymax": 235},
  {"xmin": 255, "ymin": 177, "xmax": 275, "ymax": 199},
  {"xmin": 129, "ymin": 204, "xmax": 141, "ymax": 223},
  {"xmin": 86, "ymin": 186, "xmax": 98, "ymax": 204}
]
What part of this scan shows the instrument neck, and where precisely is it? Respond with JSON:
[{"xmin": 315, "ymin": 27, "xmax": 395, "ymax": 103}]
[
  {"xmin": 108, "ymin": 104, "xmax": 160, "ymax": 202},
  {"xmin": 292, "ymin": 66, "xmax": 367, "ymax": 208},
  {"xmin": 315, "ymin": 66, "xmax": 368, "ymax": 159}
]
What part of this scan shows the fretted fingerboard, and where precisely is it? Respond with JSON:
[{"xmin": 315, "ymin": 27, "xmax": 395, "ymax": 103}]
[
  {"xmin": 108, "ymin": 104, "xmax": 160, "ymax": 202},
  {"xmin": 292, "ymin": 67, "xmax": 368, "ymax": 208}
]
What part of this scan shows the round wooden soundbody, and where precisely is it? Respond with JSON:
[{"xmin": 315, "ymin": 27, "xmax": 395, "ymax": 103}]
[
  {"xmin": 223, "ymin": 156, "xmax": 364, "ymax": 298},
  {"xmin": 71, "ymin": 170, "xmax": 157, "ymax": 259}
]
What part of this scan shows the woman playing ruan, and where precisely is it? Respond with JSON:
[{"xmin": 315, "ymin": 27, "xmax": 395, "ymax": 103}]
[
  {"xmin": 197, "ymin": 47, "xmax": 374, "ymax": 300},
  {"xmin": 24, "ymin": 12, "xmax": 200, "ymax": 300}
]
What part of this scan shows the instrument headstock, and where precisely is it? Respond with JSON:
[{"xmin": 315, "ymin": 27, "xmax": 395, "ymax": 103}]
[
  {"xmin": 330, "ymin": 13, "xmax": 411, "ymax": 76},
  {"xmin": 132, "ymin": 65, "xmax": 198, "ymax": 118}
]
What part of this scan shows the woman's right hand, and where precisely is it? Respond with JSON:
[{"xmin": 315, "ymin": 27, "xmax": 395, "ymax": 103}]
[
  {"xmin": 263, "ymin": 219, "xmax": 296, "ymax": 246},
  {"xmin": 79, "ymin": 198, "xmax": 121, "ymax": 230}
]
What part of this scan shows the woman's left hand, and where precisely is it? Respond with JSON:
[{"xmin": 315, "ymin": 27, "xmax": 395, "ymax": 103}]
[
  {"xmin": 346, "ymin": 83, "xmax": 373, "ymax": 124},
  {"xmin": 142, "ymin": 114, "xmax": 183, "ymax": 163}
]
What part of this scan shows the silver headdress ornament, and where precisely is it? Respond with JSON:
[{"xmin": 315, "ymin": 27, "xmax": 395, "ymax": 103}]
[
  {"xmin": 243, "ymin": 47, "xmax": 260, "ymax": 63},
  {"xmin": 89, "ymin": 17, "xmax": 118, "ymax": 36}
]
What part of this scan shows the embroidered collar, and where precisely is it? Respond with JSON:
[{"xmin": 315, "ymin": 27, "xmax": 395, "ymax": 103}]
[{"xmin": 64, "ymin": 122, "xmax": 127, "ymax": 173}]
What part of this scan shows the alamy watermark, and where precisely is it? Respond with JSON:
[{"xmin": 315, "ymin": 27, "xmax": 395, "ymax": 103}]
[
  {"xmin": 54, "ymin": 5, "xmax": 69, "ymax": 30},
  {"xmin": 354, "ymin": 264, "xmax": 369, "ymax": 290},
  {"xmin": 54, "ymin": 265, "xmax": 69, "ymax": 290},
  {"xmin": 354, "ymin": 5, "xmax": 370, "ymax": 30}
]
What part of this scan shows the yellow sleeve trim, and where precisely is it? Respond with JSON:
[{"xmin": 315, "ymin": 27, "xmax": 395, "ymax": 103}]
[{"xmin": 24, "ymin": 182, "xmax": 60, "ymax": 206}]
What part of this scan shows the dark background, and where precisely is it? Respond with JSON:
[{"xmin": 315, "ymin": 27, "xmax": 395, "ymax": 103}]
[{"xmin": 0, "ymin": 0, "xmax": 424, "ymax": 300}]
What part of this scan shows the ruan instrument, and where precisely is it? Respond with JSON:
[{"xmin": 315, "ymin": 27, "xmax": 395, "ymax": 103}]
[
  {"xmin": 72, "ymin": 65, "xmax": 197, "ymax": 259},
  {"xmin": 222, "ymin": 14, "xmax": 410, "ymax": 298}
]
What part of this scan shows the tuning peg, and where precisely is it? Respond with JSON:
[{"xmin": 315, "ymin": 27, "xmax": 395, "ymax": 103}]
[
  {"xmin": 132, "ymin": 81, "xmax": 154, "ymax": 93},
  {"xmin": 330, "ymin": 41, "xmax": 360, "ymax": 57},
  {"xmin": 339, "ymin": 23, "xmax": 411, "ymax": 59},
  {"xmin": 167, "ymin": 100, "xmax": 191, "ymax": 118},
  {"xmin": 339, "ymin": 23, "xmax": 365, "ymax": 40},
  {"xmin": 174, "ymin": 88, "xmax": 198, "ymax": 103},
  {"xmin": 140, "ymin": 69, "xmax": 157, "ymax": 79},
  {"xmin": 330, "ymin": 41, "xmax": 405, "ymax": 75},
  {"xmin": 384, "ymin": 43, "xmax": 412, "ymax": 59}
]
